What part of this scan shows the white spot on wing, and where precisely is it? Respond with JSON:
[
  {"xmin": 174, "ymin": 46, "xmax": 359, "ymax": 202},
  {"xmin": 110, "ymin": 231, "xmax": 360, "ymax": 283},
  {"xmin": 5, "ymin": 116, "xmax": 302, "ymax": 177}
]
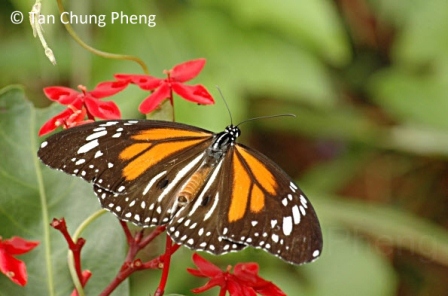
[
  {"xmin": 300, "ymin": 195, "xmax": 308, "ymax": 208},
  {"xmin": 313, "ymin": 250, "xmax": 320, "ymax": 257},
  {"xmin": 78, "ymin": 140, "xmax": 99, "ymax": 154},
  {"xmin": 86, "ymin": 130, "xmax": 107, "ymax": 141},
  {"xmin": 292, "ymin": 205, "xmax": 301, "ymax": 224},
  {"xmin": 75, "ymin": 159, "xmax": 85, "ymax": 165},
  {"xmin": 40, "ymin": 141, "xmax": 48, "ymax": 148},
  {"xmin": 282, "ymin": 216, "xmax": 293, "ymax": 236},
  {"xmin": 100, "ymin": 121, "xmax": 119, "ymax": 126}
]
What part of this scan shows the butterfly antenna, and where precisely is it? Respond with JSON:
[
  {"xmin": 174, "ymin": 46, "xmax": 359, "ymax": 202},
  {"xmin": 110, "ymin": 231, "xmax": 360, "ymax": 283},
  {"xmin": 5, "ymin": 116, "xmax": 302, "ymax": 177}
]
[
  {"xmin": 237, "ymin": 114, "xmax": 296, "ymax": 127},
  {"xmin": 216, "ymin": 86, "xmax": 233, "ymax": 125}
]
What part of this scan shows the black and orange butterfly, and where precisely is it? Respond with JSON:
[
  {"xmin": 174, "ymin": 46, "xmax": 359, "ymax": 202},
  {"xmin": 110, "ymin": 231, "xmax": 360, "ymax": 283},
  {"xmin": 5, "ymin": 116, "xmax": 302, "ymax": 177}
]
[{"xmin": 38, "ymin": 119, "xmax": 322, "ymax": 265}]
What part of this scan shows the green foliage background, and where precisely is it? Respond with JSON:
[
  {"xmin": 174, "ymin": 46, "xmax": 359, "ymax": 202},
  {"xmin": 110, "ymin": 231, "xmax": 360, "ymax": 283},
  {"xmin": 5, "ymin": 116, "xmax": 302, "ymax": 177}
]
[{"xmin": 1, "ymin": 0, "xmax": 448, "ymax": 295}]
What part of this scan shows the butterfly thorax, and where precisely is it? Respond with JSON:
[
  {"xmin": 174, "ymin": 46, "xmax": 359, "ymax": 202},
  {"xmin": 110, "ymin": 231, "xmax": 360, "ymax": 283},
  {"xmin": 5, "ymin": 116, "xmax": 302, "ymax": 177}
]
[
  {"xmin": 176, "ymin": 125, "xmax": 240, "ymax": 208},
  {"xmin": 207, "ymin": 125, "xmax": 240, "ymax": 160}
]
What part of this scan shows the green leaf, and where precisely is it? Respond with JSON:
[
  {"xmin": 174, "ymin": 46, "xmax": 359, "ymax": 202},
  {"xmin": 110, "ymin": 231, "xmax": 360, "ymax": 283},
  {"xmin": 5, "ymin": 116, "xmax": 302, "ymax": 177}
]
[{"xmin": 0, "ymin": 86, "xmax": 128, "ymax": 295}]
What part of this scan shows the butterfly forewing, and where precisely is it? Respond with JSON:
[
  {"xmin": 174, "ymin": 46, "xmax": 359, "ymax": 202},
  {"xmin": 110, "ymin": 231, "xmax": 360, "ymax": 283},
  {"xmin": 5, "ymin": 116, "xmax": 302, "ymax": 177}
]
[
  {"xmin": 217, "ymin": 145, "xmax": 322, "ymax": 264},
  {"xmin": 38, "ymin": 120, "xmax": 214, "ymax": 226}
]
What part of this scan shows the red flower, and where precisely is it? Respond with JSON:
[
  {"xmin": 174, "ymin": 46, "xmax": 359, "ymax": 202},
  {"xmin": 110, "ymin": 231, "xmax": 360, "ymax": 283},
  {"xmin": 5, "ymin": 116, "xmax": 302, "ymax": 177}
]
[
  {"xmin": 187, "ymin": 253, "xmax": 286, "ymax": 296},
  {"xmin": 115, "ymin": 58, "xmax": 214, "ymax": 114},
  {"xmin": 0, "ymin": 236, "xmax": 39, "ymax": 286},
  {"xmin": 39, "ymin": 81, "xmax": 127, "ymax": 135},
  {"xmin": 38, "ymin": 101, "xmax": 94, "ymax": 136}
]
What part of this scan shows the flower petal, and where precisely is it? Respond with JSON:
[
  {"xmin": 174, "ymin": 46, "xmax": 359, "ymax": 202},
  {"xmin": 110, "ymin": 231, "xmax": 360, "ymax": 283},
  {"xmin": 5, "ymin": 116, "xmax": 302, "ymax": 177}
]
[
  {"xmin": 191, "ymin": 276, "xmax": 224, "ymax": 293},
  {"xmin": 0, "ymin": 251, "xmax": 28, "ymax": 286},
  {"xmin": 190, "ymin": 253, "xmax": 222, "ymax": 277},
  {"xmin": 115, "ymin": 74, "xmax": 162, "ymax": 90},
  {"xmin": 186, "ymin": 268, "xmax": 206, "ymax": 278},
  {"xmin": 227, "ymin": 278, "xmax": 251, "ymax": 296},
  {"xmin": 138, "ymin": 83, "xmax": 170, "ymax": 114},
  {"xmin": 255, "ymin": 284, "xmax": 287, "ymax": 296},
  {"xmin": 38, "ymin": 108, "xmax": 75, "ymax": 136},
  {"xmin": 234, "ymin": 263, "xmax": 286, "ymax": 296},
  {"xmin": 170, "ymin": 58, "xmax": 206, "ymax": 82},
  {"xmin": 89, "ymin": 80, "xmax": 129, "ymax": 98},
  {"xmin": 84, "ymin": 98, "xmax": 121, "ymax": 119},
  {"xmin": 44, "ymin": 87, "xmax": 79, "ymax": 105},
  {"xmin": 172, "ymin": 83, "xmax": 214, "ymax": 105},
  {"xmin": 2, "ymin": 237, "xmax": 39, "ymax": 255}
]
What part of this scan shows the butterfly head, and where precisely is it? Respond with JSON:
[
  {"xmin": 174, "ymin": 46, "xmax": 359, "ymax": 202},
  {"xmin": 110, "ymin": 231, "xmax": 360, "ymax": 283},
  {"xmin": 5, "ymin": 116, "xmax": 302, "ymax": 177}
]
[
  {"xmin": 208, "ymin": 125, "xmax": 241, "ymax": 160},
  {"xmin": 225, "ymin": 124, "xmax": 241, "ymax": 141}
]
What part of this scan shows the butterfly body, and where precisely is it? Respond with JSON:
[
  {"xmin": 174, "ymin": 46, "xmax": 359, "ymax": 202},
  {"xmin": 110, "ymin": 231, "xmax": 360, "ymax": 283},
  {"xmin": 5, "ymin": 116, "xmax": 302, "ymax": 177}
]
[{"xmin": 38, "ymin": 119, "xmax": 322, "ymax": 264}]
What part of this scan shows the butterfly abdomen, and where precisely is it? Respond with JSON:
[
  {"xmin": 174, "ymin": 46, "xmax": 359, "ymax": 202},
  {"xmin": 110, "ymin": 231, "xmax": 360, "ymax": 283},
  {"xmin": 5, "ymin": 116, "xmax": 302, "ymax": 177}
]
[{"xmin": 177, "ymin": 165, "xmax": 214, "ymax": 205}]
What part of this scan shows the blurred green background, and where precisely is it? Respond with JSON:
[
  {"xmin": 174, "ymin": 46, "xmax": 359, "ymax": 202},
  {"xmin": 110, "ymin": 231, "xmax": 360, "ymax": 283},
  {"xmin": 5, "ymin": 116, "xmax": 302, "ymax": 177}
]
[{"xmin": 1, "ymin": 0, "xmax": 448, "ymax": 295}]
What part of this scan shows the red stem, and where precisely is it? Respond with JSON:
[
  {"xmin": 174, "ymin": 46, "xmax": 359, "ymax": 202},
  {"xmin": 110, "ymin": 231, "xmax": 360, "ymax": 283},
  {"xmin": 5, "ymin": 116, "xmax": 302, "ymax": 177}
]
[
  {"xmin": 50, "ymin": 218, "xmax": 85, "ymax": 287},
  {"xmin": 100, "ymin": 225, "xmax": 169, "ymax": 296},
  {"xmin": 154, "ymin": 235, "xmax": 173, "ymax": 296},
  {"xmin": 119, "ymin": 221, "xmax": 134, "ymax": 244}
]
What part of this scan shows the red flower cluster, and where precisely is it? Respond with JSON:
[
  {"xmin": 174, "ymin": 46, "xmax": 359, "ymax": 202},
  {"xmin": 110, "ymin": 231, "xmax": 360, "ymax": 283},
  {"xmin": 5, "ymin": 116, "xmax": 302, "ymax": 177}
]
[
  {"xmin": 187, "ymin": 253, "xmax": 286, "ymax": 296},
  {"xmin": 0, "ymin": 236, "xmax": 39, "ymax": 286},
  {"xmin": 115, "ymin": 58, "xmax": 213, "ymax": 113},
  {"xmin": 39, "ymin": 59, "xmax": 214, "ymax": 136},
  {"xmin": 39, "ymin": 82, "xmax": 126, "ymax": 135}
]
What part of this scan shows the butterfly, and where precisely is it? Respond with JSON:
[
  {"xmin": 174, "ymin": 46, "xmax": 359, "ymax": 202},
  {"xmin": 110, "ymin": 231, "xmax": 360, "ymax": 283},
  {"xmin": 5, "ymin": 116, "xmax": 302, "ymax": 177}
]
[{"xmin": 38, "ymin": 119, "xmax": 323, "ymax": 265}]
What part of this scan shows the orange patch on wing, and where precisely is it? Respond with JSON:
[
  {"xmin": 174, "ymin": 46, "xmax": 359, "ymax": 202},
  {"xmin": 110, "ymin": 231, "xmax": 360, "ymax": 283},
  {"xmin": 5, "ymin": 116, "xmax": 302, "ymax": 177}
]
[
  {"xmin": 228, "ymin": 154, "xmax": 250, "ymax": 222},
  {"xmin": 237, "ymin": 147, "xmax": 276, "ymax": 195},
  {"xmin": 250, "ymin": 184, "xmax": 265, "ymax": 213},
  {"xmin": 132, "ymin": 128, "xmax": 209, "ymax": 141},
  {"xmin": 119, "ymin": 143, "xmax": 152, "ymax": 160},
  {"xmin": 122, "ymin": 139, "xmax": 203, "ymax": 181}
]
